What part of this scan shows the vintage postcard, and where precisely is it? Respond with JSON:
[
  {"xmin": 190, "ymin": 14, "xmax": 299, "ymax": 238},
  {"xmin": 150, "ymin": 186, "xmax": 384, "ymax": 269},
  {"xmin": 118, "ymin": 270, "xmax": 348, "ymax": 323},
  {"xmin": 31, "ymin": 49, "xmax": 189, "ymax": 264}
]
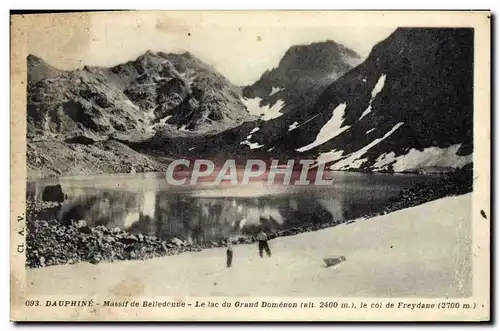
[{"xmin": 10, "ymin": 10, "xmax": 490, "ymax": 322}]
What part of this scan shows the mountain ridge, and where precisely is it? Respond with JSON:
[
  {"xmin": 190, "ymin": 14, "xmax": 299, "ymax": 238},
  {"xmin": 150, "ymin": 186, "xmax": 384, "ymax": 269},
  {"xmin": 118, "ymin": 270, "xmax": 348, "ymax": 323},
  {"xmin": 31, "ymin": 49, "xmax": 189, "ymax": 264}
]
[
  {"xmin": 26, "ymin": 29, "xmax": 474, "ymax": 179},
  {"xmin": 241, "ymin": 40, "xmax": 362, "ymax": 120},
  {"xmin": 158, "ymin": 28, "xmax": 473, "ymax": 174},
  {"xmin": 26, "ymin": 50, "xmax": 259, "ymax": 179}
]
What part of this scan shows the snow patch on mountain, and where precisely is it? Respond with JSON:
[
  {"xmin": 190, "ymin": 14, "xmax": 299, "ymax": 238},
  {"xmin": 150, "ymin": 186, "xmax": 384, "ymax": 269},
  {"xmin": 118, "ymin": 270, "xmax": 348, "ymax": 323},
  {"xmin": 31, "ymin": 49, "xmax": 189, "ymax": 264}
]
[
  {"xmin": 243, "ymin": 141, "xmax": 264, "ymax": 150},
  {"xmin": 316, "ymin": 149, "xmax": 344, "ymax": 166},
  {"xmin": 359, "ymin": 74, "xmax": 386, "ymax": 121},
  {"xmin": 330, "ymin": 122, "xmax": 404, "ymax": 170},
  {"xmin": 358, "ymin": 108, "xmax": 372, "ymax": 121},
  {"xmin": 240, "ymin": 127, "xmax": 264, "ymax": 149},
  {"xmin": 288, "ymin": 121, "xmax": 299, "ymax": 131},
  {"xmin": 366, "ymin": 128, "xmax": 376, "ymax": 134},
  {"xmin": 242, "ymin": 97, "xmax": 284, "ymax": 121},
  {"xmin": 161, "ymin": 115, "xmax": 172, "ymax": 124},
  {"xmin": 124, "ymin": 99, "xmax": 140, "ymax": 110},
  {"xmin": 296, "ymin": 103, "xmax": 349, "ymax": 152},
  {"xmin": 269, "ymin": 86, "xmax": 285, "ymax": 96},
  {"xmin": 372, "ymin": 144, "xmax": 472, "ymax": 172},
  {"xmin": 371, "ymin": 74, "xmax": 387, "ymax": 98},
  {"xmin": 249, "ymin": 127, "xmax": 260, "ymax": 134}
]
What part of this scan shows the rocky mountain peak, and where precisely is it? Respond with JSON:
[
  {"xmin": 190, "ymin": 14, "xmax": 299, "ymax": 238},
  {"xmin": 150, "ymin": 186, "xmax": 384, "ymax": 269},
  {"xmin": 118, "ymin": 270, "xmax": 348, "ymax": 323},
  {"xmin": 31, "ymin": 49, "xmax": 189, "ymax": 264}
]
[
  {"xmin": 27, "ymin": 54, "xmax": 65, "ymax": 85},
  {"xmin": 241, "ymin": 39, "xmax": 362, "ymax": 119},
  {"xmin": 279, "ymin": 40, "xmax": 361, "ymax": 71}
]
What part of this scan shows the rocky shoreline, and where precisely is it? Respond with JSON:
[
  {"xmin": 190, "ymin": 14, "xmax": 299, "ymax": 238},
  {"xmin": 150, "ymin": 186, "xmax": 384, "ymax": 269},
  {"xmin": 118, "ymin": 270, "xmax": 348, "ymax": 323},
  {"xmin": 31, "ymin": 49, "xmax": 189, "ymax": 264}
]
[
  {"xmin": 267, "ymin": 169, "xmax": 473, "ymax": 239},
  {"xmin": 26, "ymin": 170, "xmax": 472, "ymax": 269},
  {"xmin": 26, "ymin": 199, "xmax": 257, "ymax": 269}
]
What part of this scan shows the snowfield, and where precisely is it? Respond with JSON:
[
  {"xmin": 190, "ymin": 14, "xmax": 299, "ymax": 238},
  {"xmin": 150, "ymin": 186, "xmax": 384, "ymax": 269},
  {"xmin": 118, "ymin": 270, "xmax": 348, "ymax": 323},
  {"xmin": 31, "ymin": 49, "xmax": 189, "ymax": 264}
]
[
  {"xmin": 242, "ymin": 97, "xmax": 285, "ymax": 121},
  {"xmin": 316, "ymin": 149, "xmax": 344, "ymax": 166},
  {"xmin": 269, "ymin": 86, "xmax": 285, "ymax": 96},
  {"xmin": 359, "ymin": 74, "xmax": 387, "ymax": 121},
  {"xmin": 296, "ymin": 103, "xmax": 349, "ymax": 152},
  {"xmin": 373, "ymin": 144, "xmax": 473, "ymax": 172},
  {"xmin": 27, "ymin": 194, "xmax": 471, "ymax": 298},
  {"xmin": 240, "ymin": 127, "xmax": 264, "ymax": 149},
  {"xmin": 329, "ymin": 122, "xmax": 404, "ymax": 170},
  {"xmin": 288, "ymin": 121, "xmax": 299, "ymax": 131}
]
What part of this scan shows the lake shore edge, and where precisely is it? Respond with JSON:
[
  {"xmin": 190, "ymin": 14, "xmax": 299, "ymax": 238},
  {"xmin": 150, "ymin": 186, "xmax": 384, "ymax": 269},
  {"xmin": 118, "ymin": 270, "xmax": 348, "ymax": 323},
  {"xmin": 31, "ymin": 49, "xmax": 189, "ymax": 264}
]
[{"xmin": 25, "ymin": 170, "xmax": 473, "ymax": 269}]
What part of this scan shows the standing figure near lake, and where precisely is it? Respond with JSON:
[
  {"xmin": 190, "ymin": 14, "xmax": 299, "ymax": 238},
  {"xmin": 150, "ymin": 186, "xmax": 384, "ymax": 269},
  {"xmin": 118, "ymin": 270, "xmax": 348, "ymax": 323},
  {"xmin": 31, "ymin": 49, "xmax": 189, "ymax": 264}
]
[
  {"xmin": 226, "ymin": 240, "xmax": 233, "ymax": 268},
  {"xmin": 257, "ymin": 230, "xmax": 271, "ymax": 258}
]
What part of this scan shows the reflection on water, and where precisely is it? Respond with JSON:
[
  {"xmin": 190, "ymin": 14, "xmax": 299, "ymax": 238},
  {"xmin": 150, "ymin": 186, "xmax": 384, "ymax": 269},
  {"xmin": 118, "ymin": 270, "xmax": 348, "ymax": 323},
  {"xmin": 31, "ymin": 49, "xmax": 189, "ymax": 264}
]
[{"xmin": 27, "ymin": 171, "xmax": 444, "ymax": 244}]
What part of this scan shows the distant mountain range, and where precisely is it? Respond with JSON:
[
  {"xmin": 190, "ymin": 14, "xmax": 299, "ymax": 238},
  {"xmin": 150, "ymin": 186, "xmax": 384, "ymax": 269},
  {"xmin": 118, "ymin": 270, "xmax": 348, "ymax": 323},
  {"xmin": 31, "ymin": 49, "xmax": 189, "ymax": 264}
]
[
  {"xmin": 26, "ymin": 50, "xmax": 257, "ymax": 178},
  {"xmin": 26, "ymin": 28, "xmax": 473, "ymax": 179},
  {"xmin": 153, "ymin": 28, "xmax": 473, "ymax": 174},
  {"xmin": 27, "ymin": 51, "xmax": 255, "ymax": 143}
]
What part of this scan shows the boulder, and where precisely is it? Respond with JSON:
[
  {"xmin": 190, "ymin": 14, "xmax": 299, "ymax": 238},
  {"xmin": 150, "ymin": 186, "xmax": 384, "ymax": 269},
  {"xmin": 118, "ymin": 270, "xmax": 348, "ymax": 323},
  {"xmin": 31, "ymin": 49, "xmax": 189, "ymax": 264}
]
[
  {"xmin": 119, "ymin": 234, "xmax": 138, "ymax": 245},
  {"xmin": 323, "ymin": 255, "xmax": 346, "ymax": 268},
  {"xmin": 42, "ymin": 184, "xmax": 65, "ymax": 203},
  {"xmin": 95, "ymin": 225, "xmax": 109, "ymax": 234},
  {"xmin": 124, "ymin": 245, "xmax": 135, "ymax": 252},
  {"xmin": 161, "ymin": 243, "xmax": 170, "ymax": 252},
  {"xmin": 75, "ymin": 219, "xmax": 92, "ymax": 234},
  {"xmin": 137, "ymin": 233, "xmax": 145, "ymax": 243},
  {"xmin": 78, "ymin": 227, "xmax": 92, "ymax": 235},
  {"xmin": 76, "ymin": 220, "xmax": 87, "ymax": 228},
  {"xmin": 39, "ymin": 256, "xmax": 46, "ymax": 267},
  {"xmin": 89, "ymin": 255, "xmax": 101, "ymax": 264},
  {"xmin": 170, "ymin": 237, "xmax": 184, "ymax": 247}
]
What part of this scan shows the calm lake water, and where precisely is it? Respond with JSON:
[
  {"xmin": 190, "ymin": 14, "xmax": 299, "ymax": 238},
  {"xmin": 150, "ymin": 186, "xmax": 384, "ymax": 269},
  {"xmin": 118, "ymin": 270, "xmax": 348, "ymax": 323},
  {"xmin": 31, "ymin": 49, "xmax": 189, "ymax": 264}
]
[{"xmin": 27, "ymin": 171, "xmax": 444, "ymax": 244}]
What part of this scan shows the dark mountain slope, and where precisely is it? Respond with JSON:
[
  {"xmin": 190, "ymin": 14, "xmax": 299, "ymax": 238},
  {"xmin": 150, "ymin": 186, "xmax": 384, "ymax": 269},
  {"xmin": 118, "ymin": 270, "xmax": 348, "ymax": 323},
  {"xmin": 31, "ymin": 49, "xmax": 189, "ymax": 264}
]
[{"xmin": 167, "ymin": 28, "xmax": 473, "ymax": 173}]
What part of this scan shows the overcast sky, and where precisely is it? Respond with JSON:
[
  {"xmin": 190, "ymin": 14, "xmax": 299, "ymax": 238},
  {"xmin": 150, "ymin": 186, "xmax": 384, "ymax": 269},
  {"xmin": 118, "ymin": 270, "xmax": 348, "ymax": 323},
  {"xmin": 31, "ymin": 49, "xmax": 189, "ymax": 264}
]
[{"xmin": 25, "ymin": 11, "xmax": 397, "ymax": 86}]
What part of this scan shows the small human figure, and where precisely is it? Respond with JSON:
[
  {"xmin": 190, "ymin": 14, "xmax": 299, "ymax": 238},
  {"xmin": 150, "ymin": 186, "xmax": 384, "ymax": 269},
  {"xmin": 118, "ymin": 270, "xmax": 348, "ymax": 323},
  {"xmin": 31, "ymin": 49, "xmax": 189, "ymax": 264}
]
[
  {"xmin": 226, "ymin": 240, "xmax": 233, "ymax": 268},
  {"xmin": 257, "ymin": 229, "xmax": 271, "ymax": 258}
]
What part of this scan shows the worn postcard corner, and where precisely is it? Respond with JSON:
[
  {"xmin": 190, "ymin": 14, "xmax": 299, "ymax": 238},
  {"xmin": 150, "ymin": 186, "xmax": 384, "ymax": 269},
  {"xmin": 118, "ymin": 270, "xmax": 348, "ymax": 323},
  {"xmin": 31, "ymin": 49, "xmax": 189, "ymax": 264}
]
[{"xmin": 10, "ymin": 10, "xmax": 491, "ymax": 322}]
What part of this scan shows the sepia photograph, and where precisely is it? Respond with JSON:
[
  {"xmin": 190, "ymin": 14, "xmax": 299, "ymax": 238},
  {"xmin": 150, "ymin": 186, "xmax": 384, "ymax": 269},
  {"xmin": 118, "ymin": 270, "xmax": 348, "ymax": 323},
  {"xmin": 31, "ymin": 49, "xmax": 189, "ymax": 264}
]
[{"xmin": 10, "ymin": 10, "xmax": 490, "ymax": 321}]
